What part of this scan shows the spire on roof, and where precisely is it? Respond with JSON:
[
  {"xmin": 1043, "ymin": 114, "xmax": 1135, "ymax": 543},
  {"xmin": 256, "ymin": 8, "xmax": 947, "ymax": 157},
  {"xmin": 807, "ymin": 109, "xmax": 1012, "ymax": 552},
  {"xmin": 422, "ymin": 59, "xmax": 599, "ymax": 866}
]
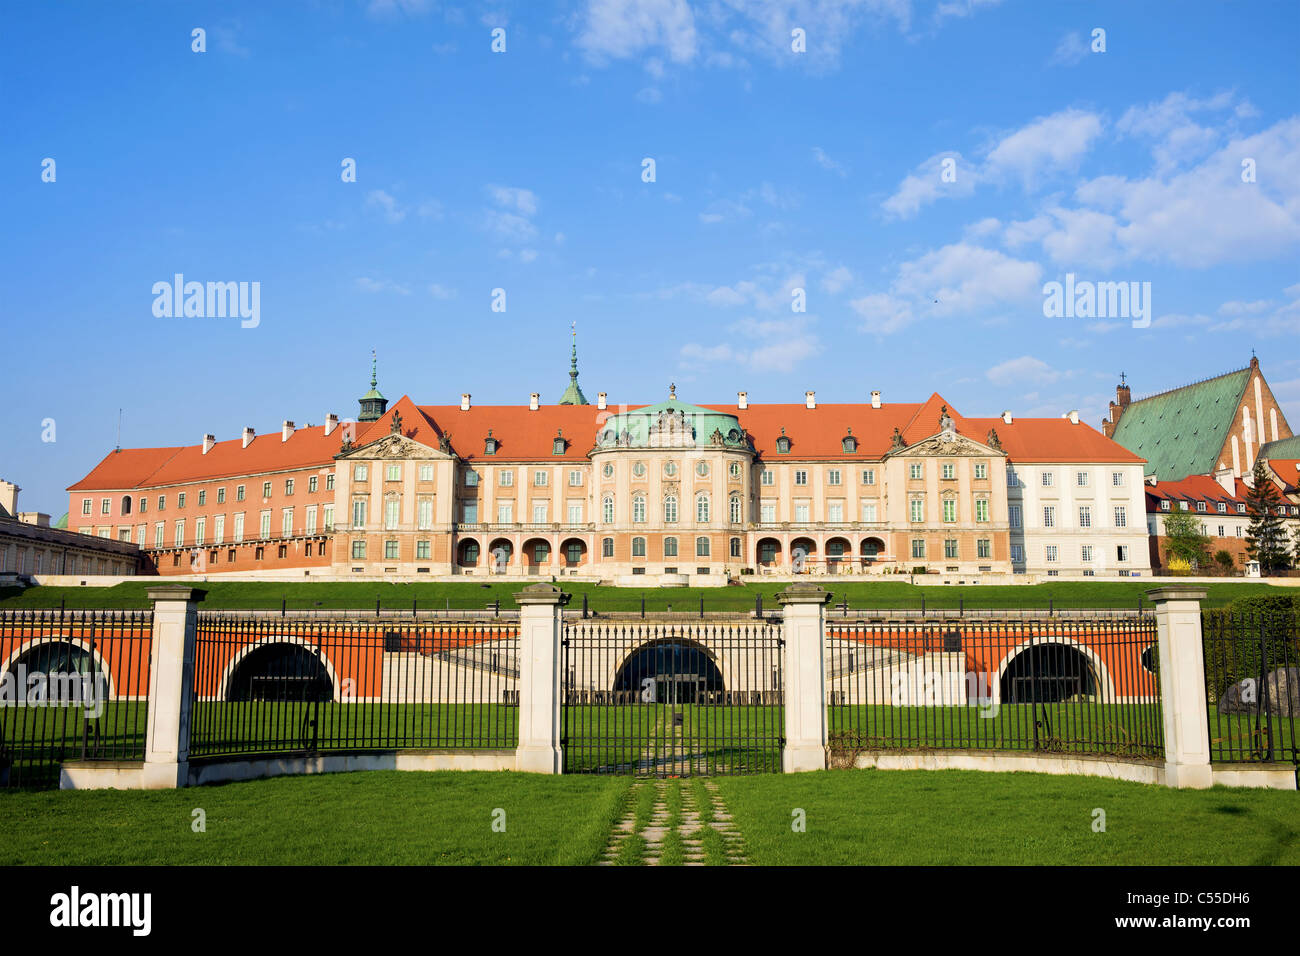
[
  {"xmin": 557, "ymin": 323, "xmax": 589, "ymax": 405},
  {"xmin": 359, "ymin": 350, "xmax": 388, "ymax": 423}
]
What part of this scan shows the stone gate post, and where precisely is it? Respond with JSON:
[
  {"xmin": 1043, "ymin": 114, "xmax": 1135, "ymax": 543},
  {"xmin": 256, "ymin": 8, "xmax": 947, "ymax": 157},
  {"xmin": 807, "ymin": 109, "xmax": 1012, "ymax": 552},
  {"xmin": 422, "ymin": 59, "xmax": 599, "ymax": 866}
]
[
  {"xmin": 514, "ymin": 584, "xmax": 568, "ymax": 773},
  {"xmin": 1148, "ymin": 587, "xmax": 1212, "ymax": 789},
  {"xmin": 142, "ymin": 585, "xmax": 205, "ymax": 789},
  {"xmin": 778, "ymin": 583, "xmax": 831, "ymax": 772}
]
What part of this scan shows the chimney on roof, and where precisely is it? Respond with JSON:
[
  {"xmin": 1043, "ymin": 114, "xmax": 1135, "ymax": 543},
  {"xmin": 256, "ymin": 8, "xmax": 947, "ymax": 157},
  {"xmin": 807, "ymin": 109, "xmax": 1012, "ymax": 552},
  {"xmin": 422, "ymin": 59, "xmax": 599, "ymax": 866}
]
[
  {"xmin": 324, "ymin": 413, "xmax": 338, "ymax": 437},
  {"xmin": 529, "ymin": 393, "xmax": 540, "ymax": 411},
  {"xmin": 281, "ymin": 421, "xmax": 294, "ymax": 442},
  {"xmin": 597, "ymin": 392, "xmax": 607, "ymax": 410},
  {"xmin": 242, "ymin": 427, "xmax": 255, "ymax": 448},
  {"xmin": 202, "ymin": 434, "xmax": 216, "ymax": 454},
  {"xmin": 871, "ymin": 390, "xmax": 881, "ymax": 409},
  {"xmin": 805, "ymin": 391, "xmax": 815, "ymax": 409},
  {"xmin": 460, "ymin": 393, "xmax": 471, "ymax": 411},
  {"xmin": 738, "ymin": 391, "xmax": 748, "ymax": 410},
  {"xmin": 0, "ymin": 480, "xmax": 19, "ymax": 518},
  {"xmin": 1002, "ymin": 410, "xmax": 1013, "ymax": 425},
  {"xmin": 1067, "ymin": 410, "xmax": 1079, "ymax": 425}
]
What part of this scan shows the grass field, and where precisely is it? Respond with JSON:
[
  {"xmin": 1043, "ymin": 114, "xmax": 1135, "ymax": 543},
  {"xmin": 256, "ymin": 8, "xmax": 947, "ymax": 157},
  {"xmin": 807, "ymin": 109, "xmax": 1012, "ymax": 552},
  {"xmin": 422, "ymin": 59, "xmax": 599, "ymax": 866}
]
[
  {"xmin": 0, "ymin": 771, "xmax": 631, "ymax": 865},
  {"xmin": 715, "ymin": 769, "xmax": 1300, "ymax": 865},
  {"xmin": 0, "ymin": 579, "xmax": 1290, "ymax": 612},
  {"xmin": 1, "ymin": 767, "xmax": 1295, "ymax": 865}
]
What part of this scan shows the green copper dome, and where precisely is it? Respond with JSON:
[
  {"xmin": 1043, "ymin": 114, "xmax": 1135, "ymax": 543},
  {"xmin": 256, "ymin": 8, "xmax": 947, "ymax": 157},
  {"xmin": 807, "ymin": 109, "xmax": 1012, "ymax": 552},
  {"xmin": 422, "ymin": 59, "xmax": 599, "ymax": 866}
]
[{"xmin": 596, "ymin": 396, "xmax": 749, "ymax": 450}]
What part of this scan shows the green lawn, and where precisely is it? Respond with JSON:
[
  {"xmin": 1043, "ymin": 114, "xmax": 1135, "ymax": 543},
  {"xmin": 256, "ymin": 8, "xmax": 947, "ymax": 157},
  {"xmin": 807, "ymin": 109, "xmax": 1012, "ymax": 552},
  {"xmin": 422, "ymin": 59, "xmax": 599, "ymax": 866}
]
[
  {"xmin": 0, "ymin": 579, "xmax": 1288, "ymax": 612},
  {"xmin": 715, "ymin": 769, "xmax": 1300, "ymax": 865},
  {"xmin": 828, "ymin": 702, "xmax": 1165, "ymax": 758},
  {"xmin": 562, "ymin": 703, "xmax": 782, "ymax": 774},
  {"xmin": 0, "ymin": 771, "xmax": 631, "ymax": 865}
]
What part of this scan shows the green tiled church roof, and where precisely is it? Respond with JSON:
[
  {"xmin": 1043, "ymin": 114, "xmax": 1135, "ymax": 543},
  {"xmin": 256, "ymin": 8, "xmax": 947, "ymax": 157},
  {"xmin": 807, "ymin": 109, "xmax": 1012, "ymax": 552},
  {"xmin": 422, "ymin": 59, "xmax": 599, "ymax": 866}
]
[
  {"xmin": 1259, "ymin": 435, "xmax": 1300, "ymax": 460},
  {"xmin": 1110, "ymin": 367, "xmax": 1250, "ymax": 482}
]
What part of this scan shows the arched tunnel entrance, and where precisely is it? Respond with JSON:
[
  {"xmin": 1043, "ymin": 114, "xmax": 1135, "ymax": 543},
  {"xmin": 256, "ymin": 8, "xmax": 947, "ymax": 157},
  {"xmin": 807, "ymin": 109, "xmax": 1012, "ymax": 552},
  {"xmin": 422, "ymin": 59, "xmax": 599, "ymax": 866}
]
[
  {"xmin": 613, "ymin": 640, "xmax": 724, "ymax": 705},
  {"xmin": 1000, "ymin": 643, "xmax": 1099, "ymax": 704}
]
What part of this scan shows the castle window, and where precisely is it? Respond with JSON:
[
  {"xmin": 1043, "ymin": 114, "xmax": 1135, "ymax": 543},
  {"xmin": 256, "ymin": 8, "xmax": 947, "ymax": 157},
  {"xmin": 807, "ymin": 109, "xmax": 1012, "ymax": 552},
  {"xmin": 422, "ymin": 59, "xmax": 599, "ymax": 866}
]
[
  {"xmin": 842, "ymin": 433, "xmax": 857, "ymax": 453},
  {"xmin": 776, "ymin": 431, "xmax": 791, "ymax": 454},
  {"xmin": 484, "ymin": 432, "xmax": 497, "ymax": 455},
  {"xmin": 664, "ymin": 537, "xmax": 678, "ymax": 557},
  {"xmin": 553, "ymin": 432, "xmax": 566, "ymax": 455},
  {"xmin": 602, "ymin": 537, "xmax": 614, "ymax": 557}
]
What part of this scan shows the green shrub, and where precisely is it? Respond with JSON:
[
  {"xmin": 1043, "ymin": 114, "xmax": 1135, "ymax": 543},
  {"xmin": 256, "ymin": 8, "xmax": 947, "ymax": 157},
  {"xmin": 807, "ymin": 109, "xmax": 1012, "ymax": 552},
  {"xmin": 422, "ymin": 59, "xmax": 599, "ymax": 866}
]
[{"xmin": 1202, "ymin": 595, "xmax": 1300, "ymax": 702}]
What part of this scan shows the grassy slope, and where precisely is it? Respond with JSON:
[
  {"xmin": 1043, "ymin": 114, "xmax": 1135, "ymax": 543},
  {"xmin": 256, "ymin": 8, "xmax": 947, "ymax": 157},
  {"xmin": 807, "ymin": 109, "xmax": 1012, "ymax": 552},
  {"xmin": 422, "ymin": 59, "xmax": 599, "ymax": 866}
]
[
  {"xmin": 0, "ymin": 579, "xmax": 1286, "ymax": 611},
  {"xmin": 0, "ymin": 771, "xmax": 630, "ymax": 865},
  {"xmin": 716, "ymin": 769, "xmax": 1300, "ymax": 866}
]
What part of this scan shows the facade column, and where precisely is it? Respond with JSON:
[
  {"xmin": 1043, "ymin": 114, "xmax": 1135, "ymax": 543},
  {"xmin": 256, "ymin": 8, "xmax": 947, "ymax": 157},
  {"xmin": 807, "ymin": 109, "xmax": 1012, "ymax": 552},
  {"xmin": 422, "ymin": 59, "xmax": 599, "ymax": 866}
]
[
  {"xmin": 1148, "ymin": 587, "xmax": 1213, "ymax": 789},
  {"xmin": 514, "ymin": 583, "xmax": 569, "ymax": 773},
  {"xmin": 142, "ymin": 585, "xmax": 205, "ymax": 789},
  {"xmin": 778, "ymin": 582, "xmax": 831, "ymax": 772}
]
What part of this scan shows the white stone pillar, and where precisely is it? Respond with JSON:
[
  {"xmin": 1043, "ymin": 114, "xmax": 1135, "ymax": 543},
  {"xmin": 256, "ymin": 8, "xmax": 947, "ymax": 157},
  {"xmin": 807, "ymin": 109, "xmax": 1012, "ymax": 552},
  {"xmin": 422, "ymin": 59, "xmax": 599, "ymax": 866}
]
[
  {"xmin": 514, "ymin": 583, "xmax": 568, "ymax": 773},
  {"xmin": 142, "ymin": 586, "xmax": 204, "ymax": 789},
  {"xmin": 1148, "ymin": 587, "xmax": 1212, "ymax": 789},
  {"xmin": 778, "ymin": 583, "xmax": 831, "ymax": 772}
]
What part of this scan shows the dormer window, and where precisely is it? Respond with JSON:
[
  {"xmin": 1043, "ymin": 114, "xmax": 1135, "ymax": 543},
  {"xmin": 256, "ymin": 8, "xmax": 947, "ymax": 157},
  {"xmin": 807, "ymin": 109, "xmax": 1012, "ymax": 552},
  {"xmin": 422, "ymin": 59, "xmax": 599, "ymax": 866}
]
[
  {"xmin": 553, "ymin": 430, "xmax": 566, "ymax": 455},
  {"xmin": 842, "ymin": 428, "xmax": 857, "ymax": 454},
  {"xmin": 1160, "ymin": 500, "xmax": 1170, "ymax": 511},
  {"xmin": 776, "ymin": 428, "xmax": 791, "ymax": 454},
  {"xmin": 484, "ymin": 430, "xmax": 497, "ymax": 456}
]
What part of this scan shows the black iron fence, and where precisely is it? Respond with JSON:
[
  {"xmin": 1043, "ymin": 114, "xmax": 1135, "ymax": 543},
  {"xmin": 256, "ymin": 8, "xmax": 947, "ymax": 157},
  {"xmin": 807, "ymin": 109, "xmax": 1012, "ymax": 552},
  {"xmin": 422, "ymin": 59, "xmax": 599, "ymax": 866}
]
[
  {"xmin": 825, "ymin": 617, "xmax": 1163, "ymax": 764},
  {"xmin": 0, "ymin": 607, "xmax": 153, "ymax": 788},
  {"xmin": 561, "ymin": 621, "xmax": 784, "ymax": 776},
  {"xmin": 1203, "ymin": 608, "xmax": 1299, "ymax": 764},
  {"xmin": 188, "ymin": 613, "xmax": 519, "ymax": 758}
]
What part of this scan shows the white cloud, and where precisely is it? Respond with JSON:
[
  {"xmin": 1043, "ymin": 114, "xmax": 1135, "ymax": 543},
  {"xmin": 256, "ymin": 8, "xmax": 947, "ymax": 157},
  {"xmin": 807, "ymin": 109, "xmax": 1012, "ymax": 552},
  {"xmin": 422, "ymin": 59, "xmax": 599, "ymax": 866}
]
[
  {"xmin": 984, "ymin": 108, "xmax": 1104, "ymax": 185},
  {"xmin": 986, "ymin": 355, "xmax": 1059, "ymax": 387},
  {"xmin": 812, "ymin": 146, "xmax": 847, "ymax": 176},
  {"xmin": 1049, "ymin": 31, "xmax": 1087, "ymax": 67},
  {"xmin": 680, "ymin": 315, "xmax": 821, "ymax": 372},
  {"xmin": 821, "ymin": 265, "xmax": 853, "ymax": 294},
  {"xmin": 576, "ymin": 0, "xmax": 698, "ymax": 64},
  {"xmin": 355, "ymin": 277, "xmax": 411, "ymax": 295},
  {"xmin": 881, "ymin": 109, "xmax": 1102, "ymax": 218},
  {"xmin": 428, "ymin": 283, "xmax": 457, "ymax": 299},
  {"xmin": 881, "ymin": 151, "xmax": 975, "ymax": 220},
  {"xmin": 486, "ymin": 185, "xmax": 538, "ymax": 215},
  {"xmin": 484, "ymin": 209, "xmax": 538, "ymax": 242},
  {"xmin": 366, "ymin": 189, "xmax": 406, "ymax": 224},
  {"xmin": 851, "ymin": 242, "xmax": 1042, "ymax": 334}
]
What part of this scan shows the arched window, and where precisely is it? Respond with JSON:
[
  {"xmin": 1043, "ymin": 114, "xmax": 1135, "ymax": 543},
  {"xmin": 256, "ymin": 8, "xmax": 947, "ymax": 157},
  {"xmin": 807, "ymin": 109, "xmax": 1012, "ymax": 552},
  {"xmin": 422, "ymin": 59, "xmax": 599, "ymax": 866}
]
[
  {"xmin": 663, "ymin": 494, "xmax": 678, "ymax": 523},
  {"xmin": 695, "ymin": 536, "xmax": 710, "ymax": 557},
  {"xmin": 602, "ymin": 495, "xmax": 614, "ymax": 523},
  {"xmin": 632, "ymin": 537, "xmax": 646, "ymax": 557},
  {"xmin": 729, "ymin": 495, "xmax": 742, "ymax": 524},
  {"xmin": 532, "ymin": 541, "xmax": 550, "ymax": 563},
  {"xmin": 121, "ymin": 496, "xmax": 132, "ymax": 516},
  {"xmin": 632, "ymin": 495, "xmax": 646, "ymax": 523},
  {"xmin": 664, "ymin": 537, "xmax": 678, "ymax": 557},
  {"xmin": 460, "ymin": 541, "xmax": 480, "ymax": 565},
  {"xmin": 602, "ymin": 537, "xmax": 614, "ymax": 557},
  {"xmin": 696, "ymin": 493, "xmax": 710, "ymax": 523}
]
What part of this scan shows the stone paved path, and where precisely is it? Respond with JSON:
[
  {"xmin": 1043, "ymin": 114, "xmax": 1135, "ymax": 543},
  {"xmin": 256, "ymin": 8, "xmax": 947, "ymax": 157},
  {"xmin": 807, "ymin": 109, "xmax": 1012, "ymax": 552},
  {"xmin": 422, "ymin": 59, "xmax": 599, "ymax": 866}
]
[{"xmin": 599, "ymin": 779, "xmax": 747, "ymax": 866}]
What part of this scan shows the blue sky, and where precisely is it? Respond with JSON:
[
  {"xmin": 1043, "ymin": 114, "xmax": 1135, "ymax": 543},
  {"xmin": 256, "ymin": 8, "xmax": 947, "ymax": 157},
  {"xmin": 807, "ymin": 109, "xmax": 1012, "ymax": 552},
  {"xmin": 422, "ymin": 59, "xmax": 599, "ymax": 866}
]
[{"xmin": 4, "ymin": 0, "xmax": 1298, "ymax": 513}]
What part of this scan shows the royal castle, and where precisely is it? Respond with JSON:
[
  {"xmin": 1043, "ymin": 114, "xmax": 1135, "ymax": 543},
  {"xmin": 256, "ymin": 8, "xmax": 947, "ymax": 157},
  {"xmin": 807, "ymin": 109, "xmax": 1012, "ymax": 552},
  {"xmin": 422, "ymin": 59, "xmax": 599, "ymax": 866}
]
[{"xmin": 58, "ymin": 334, "xmax": 1183, "ymax": 584}]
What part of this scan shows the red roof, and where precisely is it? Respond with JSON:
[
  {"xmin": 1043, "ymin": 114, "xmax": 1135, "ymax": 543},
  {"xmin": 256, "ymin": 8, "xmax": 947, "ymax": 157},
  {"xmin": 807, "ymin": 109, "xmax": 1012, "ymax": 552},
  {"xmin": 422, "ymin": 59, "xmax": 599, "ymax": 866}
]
[
  {"xmin": 69, "ymin": 427, "xmax": 342, "ymax": 491},
  {"xmin": 1145, "ymin": 474, "xmax": 1247, "ymax": 510},
  {"xmin": 1267, "ymin": 459, "xmax": 1300, "ymax": 492},
  {"xmin": 69, "ymin": 392, "xmax": 1145, "ymax": 491}
]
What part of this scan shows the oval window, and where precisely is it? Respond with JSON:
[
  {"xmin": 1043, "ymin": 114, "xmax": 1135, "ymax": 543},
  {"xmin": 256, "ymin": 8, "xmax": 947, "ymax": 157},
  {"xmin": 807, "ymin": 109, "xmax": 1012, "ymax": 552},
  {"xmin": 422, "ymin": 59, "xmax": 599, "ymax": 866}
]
[
  {"xmin": 632, "ymin": 462, "xmax": 647, "ymax": 477},
  {"xmin": 602, "ymin": 463, "xmax": 614, "ymax": 478},
  {"xmin": 696, "ymin": 461, "xmax": 709, "ymax": 477}
]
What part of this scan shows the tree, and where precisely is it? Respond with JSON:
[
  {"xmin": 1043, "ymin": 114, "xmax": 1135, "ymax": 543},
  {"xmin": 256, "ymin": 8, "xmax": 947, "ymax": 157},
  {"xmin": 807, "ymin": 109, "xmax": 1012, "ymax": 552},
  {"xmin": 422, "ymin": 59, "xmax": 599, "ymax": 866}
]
[
  {"xmin": 1244, "ymin": 460, "xmax": 1291, "ymax": 573},
  {"xmin": 1213, "ymin": 549, "xmax": 1236, "ymax": 575},
  {"xmin": 1161, "ymin": 506, "xmax": 1211, "ymax": 568}
]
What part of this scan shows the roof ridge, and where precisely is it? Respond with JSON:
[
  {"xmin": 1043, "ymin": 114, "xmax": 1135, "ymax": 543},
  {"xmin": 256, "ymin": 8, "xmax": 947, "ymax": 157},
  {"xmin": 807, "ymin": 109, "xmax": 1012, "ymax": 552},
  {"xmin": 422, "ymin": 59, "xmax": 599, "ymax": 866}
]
[{"xmin": 1128, "ymin": 365, "xmax": 1250, "ymax": 406}]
